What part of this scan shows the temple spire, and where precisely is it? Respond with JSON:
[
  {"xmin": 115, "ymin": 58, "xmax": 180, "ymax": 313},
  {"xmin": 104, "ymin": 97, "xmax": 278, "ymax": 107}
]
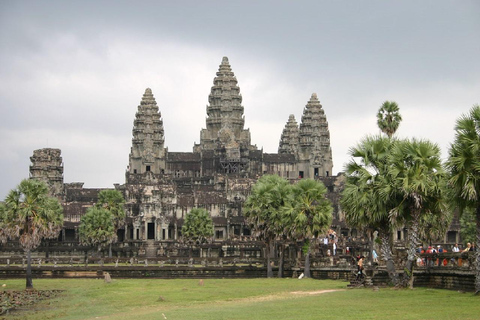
[
  {"xmin": 298, "ymin": 93, "xmax": 333, "ymax": 176},
  {"xmin": 278, "ymin": 114, "xmax": 299, "ymax": 155},
  {"xmin": 195, "ymin": 57, "xmax": 253, "ymax": 152},
  {"xmin": 127, "ymin": 88, "xmax": 166, "ymax": 181}
]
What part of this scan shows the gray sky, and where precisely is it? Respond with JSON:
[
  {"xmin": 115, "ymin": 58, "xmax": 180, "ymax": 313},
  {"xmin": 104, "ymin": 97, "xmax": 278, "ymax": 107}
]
[{"xmin": 0, "ymin": 1, "xmax": 479, "ymax": 199}]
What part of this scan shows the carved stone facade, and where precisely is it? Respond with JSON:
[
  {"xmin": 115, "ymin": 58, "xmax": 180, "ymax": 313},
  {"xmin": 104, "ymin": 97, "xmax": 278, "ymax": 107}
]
[
  {"xmin": 29, "ymin": 148, "xmax": 64, "ymax": 198},
  {"xmin": 30, "ymin": 57, "xmax": 343, "ymax": 244}
]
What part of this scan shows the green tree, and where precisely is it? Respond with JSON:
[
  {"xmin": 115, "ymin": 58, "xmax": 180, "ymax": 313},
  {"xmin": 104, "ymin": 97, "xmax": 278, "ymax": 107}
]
[
  {"xmin": 446, "ymin": 105, "xmax": 480, "ymax": 294},
  {"xmin": 389, "ymin": 138, "xmax": 447, "ymax": 288},
  {"xmin": 182, "ymin": 208, "xmax": 214, "ymax": 244},
  {"xmin": 244, "ymin": 175, "xmax": 293, "ymax": 278},
  {"xmin": 97, "ymin": 189, "xmax": 125, "ymax": 228},
  {"xmin": 288, "ymin": 179, "xmax": 332, "ymax": 278},
  {"xmin": 79, "ymin": 207, "xmax": 116, "ymax": 265},
  {"xmin": 96, "ymin": 189, "xmax": 125, "ymax": 257},
  {"xmin": 460, "ymin": 208, "xmax": 476, "ymax": 245},
  {"xmin": 341, "ymin": 135, "xmax": 400, "ymax": 285},
  {"xmin": 377, "ymin": 101, "xmax": 402, "ymax": 138},
  {"xmin": 0, "ymin": 179, "xmax": 63, "ymax": 289}
]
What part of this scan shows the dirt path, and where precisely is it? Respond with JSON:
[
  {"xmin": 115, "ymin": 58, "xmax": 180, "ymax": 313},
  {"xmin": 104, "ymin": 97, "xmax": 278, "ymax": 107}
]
[
  {"xmin": 88, "ymin": 289, "xmax": 346, "ymax": 319},
  {"xmin": 290, "ymin": 289, "xmax": 345, "ymax": 295}
]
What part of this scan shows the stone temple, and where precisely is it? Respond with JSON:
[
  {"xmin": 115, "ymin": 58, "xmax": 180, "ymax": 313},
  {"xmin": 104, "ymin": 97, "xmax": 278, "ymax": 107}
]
[{"xmin": 30, "ymin": 56, "xmax": 433, "ymax": 247}]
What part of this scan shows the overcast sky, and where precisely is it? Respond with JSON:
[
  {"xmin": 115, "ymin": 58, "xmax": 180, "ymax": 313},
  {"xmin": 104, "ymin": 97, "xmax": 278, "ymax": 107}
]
[{"xmin": 0, "ymin": 1, "xmax": 479, "ymax": 199}]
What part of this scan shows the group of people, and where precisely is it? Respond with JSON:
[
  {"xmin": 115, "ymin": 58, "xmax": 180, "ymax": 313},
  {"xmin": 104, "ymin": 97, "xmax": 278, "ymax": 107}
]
[
  {"xmin": 324, "ymin": 229, "xmax": 338, "ymax": 256},
  {"xmin": 416, "ymin": 243, "xmax": 476, "ymax": 267}
]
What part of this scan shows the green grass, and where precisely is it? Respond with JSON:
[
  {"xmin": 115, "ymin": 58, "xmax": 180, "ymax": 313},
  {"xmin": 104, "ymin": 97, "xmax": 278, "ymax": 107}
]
[{"xmin": 1, "ymin": 278, "xmax": 478, "ymax": 319}]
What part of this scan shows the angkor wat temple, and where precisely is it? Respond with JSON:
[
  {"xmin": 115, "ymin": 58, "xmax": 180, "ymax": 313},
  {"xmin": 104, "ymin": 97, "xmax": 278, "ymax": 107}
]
[{"xmin": 28, "ymin": 57, "xmax": 460, "ymax": 255}]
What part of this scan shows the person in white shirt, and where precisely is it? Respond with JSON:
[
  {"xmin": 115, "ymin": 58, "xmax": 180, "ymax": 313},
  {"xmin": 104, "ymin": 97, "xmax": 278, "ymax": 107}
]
[{"xmin": 452, "ymin": 243, "xmax": 460, "ymax": 252}]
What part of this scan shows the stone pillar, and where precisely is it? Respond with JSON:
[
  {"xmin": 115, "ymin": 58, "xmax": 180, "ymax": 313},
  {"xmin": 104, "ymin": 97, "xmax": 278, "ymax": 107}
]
[
  {"xmin": 144, "ymin": 221, "xmax": 148, "ymax": 241},
  {"xmin": 174, "ymin": 223, "xmax": 178, "ymax": 240}
]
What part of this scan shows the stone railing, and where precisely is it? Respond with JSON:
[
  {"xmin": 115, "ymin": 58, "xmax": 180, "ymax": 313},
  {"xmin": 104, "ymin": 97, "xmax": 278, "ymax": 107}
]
[{"xmin": 417, "ymin": 252, "xmax": 476, "ymax": 270}]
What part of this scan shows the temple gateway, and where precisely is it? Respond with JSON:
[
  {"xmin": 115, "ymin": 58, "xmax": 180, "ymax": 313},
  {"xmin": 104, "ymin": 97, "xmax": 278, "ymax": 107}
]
[{"xmin": 28, "ymin": 57, "xmax": 460, "ymax": 252}]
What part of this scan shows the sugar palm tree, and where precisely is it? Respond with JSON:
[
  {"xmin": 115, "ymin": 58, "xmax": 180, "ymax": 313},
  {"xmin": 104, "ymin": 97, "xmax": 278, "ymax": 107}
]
[
  {"xmin": 389, "ymin": 138, "xmax": 447, "ymax": 288},
  {"xmin": 79, "ymin": 206, "xmax": 116, "ymax": 266},
  {"xmin": 182, "ymin": 208, "xmax": 214, "ymax": 244},
  {"xmin": 446, "ymin": 104, "xmax": 480, "ymax": 294},
  {"xmin": 96, "ymin": 189, "xmax": 125, "ymax": 257},
  {"xmin": 341, "ymin": 135, "xmax": 400, "ymax": 285},
  {"xmin": 288, "ymin": 179, "xmax": 332, "ymax": 278},
  {"xmin": 377, "ymin": 101, "xmax": 402, "ymax": 138},
  {"xmin": 1, "ymin": 179, "xmax": 63, "ymax": 289},
  {"xmin": 244, "ymin": 175, "xmax": 293, "ymax": 278},
  {"xmin": 97, "ymin": 189, "xmax": 125, "ymax": 229},
  {"xmin": 182, "ymin": 208, "xmax": 214, "ymax": 259}
]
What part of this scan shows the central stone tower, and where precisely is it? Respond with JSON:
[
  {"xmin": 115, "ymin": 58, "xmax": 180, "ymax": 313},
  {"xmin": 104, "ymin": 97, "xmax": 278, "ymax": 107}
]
[{"xmin": 194, "ymin": 57, "xmax": 257, "ymax": 174}]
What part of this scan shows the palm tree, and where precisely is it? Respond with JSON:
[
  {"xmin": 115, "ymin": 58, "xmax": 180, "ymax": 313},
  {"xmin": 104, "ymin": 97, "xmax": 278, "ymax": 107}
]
[
  {"xmin": 96, "ymin": 189, "xmax": 125, "ymax": 257},
  {"xmin": 288, "ymin": 179, "xmax": 332, "ymax": 278},
  {"xmin": 244, "ymin": 175, "xmax": 293, "ymax": 278},
  {"xmin": 341, "ymin": 135, "xmax": 400, "ymax": 285},
  {"xmin": 182, "ymin": 208, "xmax": 214, "ymax": 256},
  {"xmin": 97, "ymin": 189, "xmax": 125, "ymax": 228},
  {"xmin": 377, "ymin": 101, "xmax": 402, "ymax": 138},
  {"xmin": 446, "ymin": 104, "xmax": 480, "ymax": 294},
  {"xmin": 389, "ymin": 138, "xmax": 447, "ymax": 288},
  {"xmin": 79, "ymin": 206, "xmax": 116, "ymax": 266},
  {"xmin": 1, "ymin": 179, "xmax": 63, "ymax": 289}
]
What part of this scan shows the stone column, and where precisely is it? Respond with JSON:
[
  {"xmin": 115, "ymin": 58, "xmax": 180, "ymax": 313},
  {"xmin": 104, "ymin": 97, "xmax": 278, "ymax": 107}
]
[{"xmin": 144, "ymin": 221, "xmax": 148, "ymax": 241}]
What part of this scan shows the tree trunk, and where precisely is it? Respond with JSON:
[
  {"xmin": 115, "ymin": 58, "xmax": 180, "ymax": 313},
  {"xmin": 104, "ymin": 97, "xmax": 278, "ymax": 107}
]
[
  {"xmin": 277, "ymin": 242, "xmax": 284, "ymax": 278},
  {"xmin": 368, "ymin": 230, "xmax": 374, "ymax": 266},
  {"xmin": 403, "ymin": 213, "xmax": 420, "ymax": 288},
  {"xmin": 379, "ymin": 229, "xmax": 399, "ymax": 286},
  {"xmin": 26, "ymin": 249, "xmax": 33, "ymax": 289},
  {"xmin": 109, "ymin": 243, "xmax": 112, "ymax": 258},
  {"xmin": 266, "ymin": 241, "xmax": 273, "ymax": 278},
  {"xmin": 98, "ymin": 245, "xmax": 104, "ymax": 267},
  {"xmin": 475, "ymin": 205, "xmax": 480, "ymax": 294},
  {"xmin": 304, "ymin": 241, "xmax": 311, "ymax": 278}
]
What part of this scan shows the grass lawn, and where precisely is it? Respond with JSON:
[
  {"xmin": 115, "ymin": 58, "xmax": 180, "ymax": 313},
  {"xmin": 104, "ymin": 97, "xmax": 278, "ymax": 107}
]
[{"xmin": 1, "ymin": 278, "xmax": 478, "ymax": 319}]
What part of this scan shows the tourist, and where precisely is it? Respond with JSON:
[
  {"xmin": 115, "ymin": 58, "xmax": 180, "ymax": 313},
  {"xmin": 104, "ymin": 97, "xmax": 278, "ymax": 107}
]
[
  {"xmin": 452, "ymin": 243, "xmax": 460, "ymax": 252},
  {"xmin": 451, "ymin": 243, "xmax": 460, "ymax": 265},
  {"xmin": 416, "ymin": 256, "xmax": 423, "ymax": 267},
  {"xmin": 356, "ymin": 255, "xmax": 365, "ymax": 280},
  {"xmin": 372, "ymin": 249, "xmax": 378, "ymax": 264},
  {"xmin": 470, "ymin": 243, "xmax": 476, "ymax": 252},
  {"xmin": 463, "ymin": 243, "xmax": 472, "ymax": 252}
]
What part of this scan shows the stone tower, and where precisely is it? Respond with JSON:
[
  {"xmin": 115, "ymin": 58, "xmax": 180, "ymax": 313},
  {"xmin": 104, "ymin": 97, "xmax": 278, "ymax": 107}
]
[
  {"xmin": 194, "ymin": 57, "xmax": 256, "ymax": 174},
  {"xmin": 126, "ymin": 88, "xmax": 166, "ymax": 181},
  {"xmin": 29, "ymin": 148, "xmax": 64, "ymax": 198},
  {"xmin": 278, "ymin": 114, "xmax": 299, "ymax": 155},
  {"xmin": 298, "ymin": 93, "xmax": 333, "ymax": 177},
  {"xmin": 195, "ymin": 57, "xmax": 254, "ymax": 151}
]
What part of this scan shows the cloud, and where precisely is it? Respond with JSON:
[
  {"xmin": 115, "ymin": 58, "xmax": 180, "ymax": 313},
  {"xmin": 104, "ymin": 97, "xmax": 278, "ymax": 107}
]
[{"xmin": 0, "ymin": 1, "xmax": 478, "ymax": 199}]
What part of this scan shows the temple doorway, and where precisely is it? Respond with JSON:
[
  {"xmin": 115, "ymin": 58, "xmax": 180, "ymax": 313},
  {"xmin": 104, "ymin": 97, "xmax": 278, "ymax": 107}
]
[{"xmin": 147, "ymin": 223, "xmax": 155, "ymax": 240}]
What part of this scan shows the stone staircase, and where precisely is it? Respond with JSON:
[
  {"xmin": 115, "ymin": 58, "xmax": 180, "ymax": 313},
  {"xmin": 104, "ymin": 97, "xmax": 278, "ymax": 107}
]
[
  {"xmin": 145, "ymin": 240, "xmax": 157, "ymax": 258},
  {"xmin": 347, "ymin": 275, "xmax": 373, "ymax": 288}
]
